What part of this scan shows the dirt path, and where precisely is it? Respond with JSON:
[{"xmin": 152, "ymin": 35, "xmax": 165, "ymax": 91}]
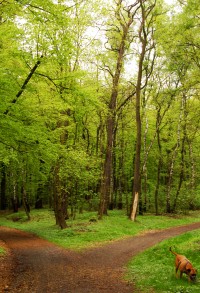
[{"xmin": 1, "ymin": 222, "xmax": 200, "ymax": 293}]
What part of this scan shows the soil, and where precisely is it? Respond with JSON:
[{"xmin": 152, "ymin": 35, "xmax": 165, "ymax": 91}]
[{"xmin": 1, "ymin": 222, "xmax": 200, "ymax": 293}]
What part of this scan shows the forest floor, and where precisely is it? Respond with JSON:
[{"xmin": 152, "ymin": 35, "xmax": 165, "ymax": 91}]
[{"xmin": 1, "ymin": 222, "xmax": 200, "ymax": 293}]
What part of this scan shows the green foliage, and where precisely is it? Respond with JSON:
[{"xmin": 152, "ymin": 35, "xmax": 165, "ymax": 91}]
[{"xmin": 0, "ymin": 0, "xmax": 200, "ymax": 219}]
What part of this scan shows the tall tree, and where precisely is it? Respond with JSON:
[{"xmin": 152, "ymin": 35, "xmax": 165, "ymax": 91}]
[
  {"xmin": 130, "ymin": 0, "xmax": 156, "ymax": 221},
  {"xmin": 98, "ymin": 0, "xmax": 137, "ymax": 219}
]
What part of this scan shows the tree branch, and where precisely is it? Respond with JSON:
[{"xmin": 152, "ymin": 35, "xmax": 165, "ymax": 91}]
[{"xmin": 4, "ymin": 55, "xmax": 43, "ymax": 115}]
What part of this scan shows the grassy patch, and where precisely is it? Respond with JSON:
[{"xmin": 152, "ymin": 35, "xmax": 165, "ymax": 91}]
[
  {"xmin": 127, "ymin": 230, "xmax": 200, "ymax": 293},
  {"xmin": 1, "ymin": 209, "xmax": 200, "ymax": 250},
  {"xmin": 0, "ymin": 247, "xmax": 5, "ymax": 256}
]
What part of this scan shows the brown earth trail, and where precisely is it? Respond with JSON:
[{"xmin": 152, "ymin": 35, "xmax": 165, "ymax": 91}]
[{"xmin": 1, "ymin": 222, "xmax": 200, "ymax": 293}]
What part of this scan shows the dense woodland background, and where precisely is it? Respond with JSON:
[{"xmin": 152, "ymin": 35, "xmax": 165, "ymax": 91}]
[{"xmin": 0, "ymin": 0, "xmax": 200, "ymax": 228}]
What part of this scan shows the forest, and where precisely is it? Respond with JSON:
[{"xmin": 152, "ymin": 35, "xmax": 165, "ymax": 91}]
[{"xmin": 0, "ymin": 0, "xmax": 200, "ymax": 228}]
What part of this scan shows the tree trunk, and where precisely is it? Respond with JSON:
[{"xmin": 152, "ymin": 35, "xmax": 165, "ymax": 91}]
[
  {"xmin": 111, "ymin": 125, "xmax": 117, "ymax": 210},
  {"xmin": 53, "ymin": 163, "xmax": 67, "ymax": 229},
  {"xmin": 99, "ymin": 113, "xmax": 115, "ymax": 218},
  {"xmin": 131, "ymin": 192, "xmax": 139, "ymax": 220},
  {"xmin": 98, "ymin": 2, "xmax": 134, "ymax": 219},
  {"xmin": 154, "ymin": 108, "xmax": 162, "ymax": 215},
  {"xmin": 188, "ymin": 140, "xmax": 196, "ymax": 209},
  {"xmin": 172, "ymin": 94, "xmax": 187, "ymax": 212},
  {"xmin": 4, "ymin": 56, "xmax": 43, "ymax": 115},
  {"xmin": 22, "ymin": 185, "xmax": 31, "ymax": 221},
  {"xmin": 142, "ymin": 114, "xmax": 149, "ymax": 213},
  {"xmin": 117, "ymin": 119, "xmax": 125, "ymax": 210},
  {"xmin": 130, "ymin": 0, "xmax": 156, "ymax": 220},
  {"xmin": 166, "ymin": 92, "xmax": 186, "ymax": 213},
  {"xmin": 130, "ymin": 2, "xmax": 146, "ymax": 221},
  {"xmin": 166, "ymin": 155, "xmax": 173, "ymax": 213},
  {"xmin": 12, "ymin": 179, "xmax": 18, "ymax": 213},
  {"xmin": 0, "ymin": 163, "xmax": 6, "ymax": 210}
]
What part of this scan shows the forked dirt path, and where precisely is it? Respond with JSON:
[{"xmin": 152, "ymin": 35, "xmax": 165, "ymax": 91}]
[{"xmin": 1, "ymin": 222, "xmax": 200, "ymax": 293}]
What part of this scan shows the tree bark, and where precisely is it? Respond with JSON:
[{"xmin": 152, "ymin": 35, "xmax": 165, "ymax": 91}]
[
  {"xmin": 130, "ymin": 1, "xmax": 146, "ymax": 221},
  {"xmin": 172, "ymin": 94, "xmax": 187, "ymax": 212},
  {"xmin": 22, "ymin": 185, "xmax": 31, "ymax": 221},
  {"xmin": 154, "ymin": 108, "xmax": 162, "ymax": 215},
  {"xmin": 98, "ymin": 1, "xmax": 134, "ymax": 219},
  {"xmin": 0, "ymin": 163, "xmax": 6, "ymax": 210},
  {"xmin": 188, "ymin": 140, "xmax": 196, "ymax": 209},
  {"xmin": 53, "ymin": 163, "xmax": 67, "ymax": 229},
  {"xmin": 130, "ymin": 0, "xmax": 156, "ymax": 220}
]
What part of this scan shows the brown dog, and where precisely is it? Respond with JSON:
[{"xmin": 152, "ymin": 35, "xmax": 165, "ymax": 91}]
[{"xmin": 169, "ymin": 247, "xmax": 197, "ymax": 282}]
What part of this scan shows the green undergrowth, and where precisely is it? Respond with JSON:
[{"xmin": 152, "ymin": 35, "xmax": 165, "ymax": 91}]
[
  {"xmin": 1, "ymin": 209, "xmax": 200, "ymax": 250},
  {"xmin": 127, "ymin": 230, "xmax": 200, "ymax": 293},
  {"xmin": 0, "ymin": 247, "xmax": 5, "ymax": 256}
]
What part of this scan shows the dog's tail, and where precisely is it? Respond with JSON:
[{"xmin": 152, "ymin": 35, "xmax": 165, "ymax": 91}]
[{"xmin": 169, "ymin": 247, "xmax": 177, "ymax": 256}]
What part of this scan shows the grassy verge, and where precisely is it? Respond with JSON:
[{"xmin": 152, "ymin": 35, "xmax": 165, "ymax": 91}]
[
  {"xmin": 127, "ymin": 230, "xmax": 200, "ymax": 293},
  {"xmin": 1, "ymin": 209, "xmax": 200, "ymax": 250},
  {"xmin": 0, "ymin": 247, "xmax": 5, "ymax": 256}
]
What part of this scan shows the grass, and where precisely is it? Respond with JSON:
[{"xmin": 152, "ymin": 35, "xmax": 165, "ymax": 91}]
[
  {"xmin": 1, "ymin": 209, "xmax": 200, "ymax": 292},
  {"xmin": 1, "ymin": 208, "xmax": 200, "ymax": 251},
  {"xmin": 127, "ymin": 230, "xmax": 200, "ymax": 293},
  {"xmin": 0, "ymin": 247, "xmax": 5, "ymax": 256}
]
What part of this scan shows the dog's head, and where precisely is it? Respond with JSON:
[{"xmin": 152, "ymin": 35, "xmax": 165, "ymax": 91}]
[{"xmin": 187, "ymin": 268, "xmax": 197, "ymax": 281}]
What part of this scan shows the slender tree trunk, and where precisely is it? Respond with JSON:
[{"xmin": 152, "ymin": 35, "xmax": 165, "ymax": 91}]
[
  {"xmin": 172, "ymin": 135, "xmax": 186, "ymax": 212},
  {"xmin": 22, "ymin": 185, "xmax": 31, "ymax": 221},
  {"xmin": 118, "ymin": 118, "xmax": 125, "ymax": 210},
  {"xmin": 0, "ymin": 163, "xmax": 6, "ymax": 210},
  {"xmin": 98, "ymin": 2, "xmax": 134, "ymax": 219},
  {"xmin": 166, "ymin": 150, "xmax": 176, "ymax": 213},
  {"xmin": 188, "ymin": 140, "xmax": 196, "ymax": 209},
  {"xmin": 52, "ymin": 108, "xmax": 70, "ymax": 228},
  {"xmin": 172, "ymin": 94, "xmax": 187, "ymax": 212},
  {"xmin": 189, "ymin": 142, "xmax": 195, "ymax": 191},
  {"xmin": 142, "ymin": 114, "xmax": 149, "ymax": 213},
  {"xmin": 166, "ymin": 93, "xmax": 185, "ymax": 213},
  {"xmin": 154, "ymin": 108, "xmax": 162, "ymax": 215},
  {"xmin": 130, "ymin": 3, "xmax": 146, "ymax": 221},
  {"xmin": 53, "ymin": 163, "xmax": 67, "ymax": 229},
  {"xmin": 12, "ymin": 176, "xmax": 18, "ymax": 213},
  {"xmin": 4, "ymin": 56, "xmax": 43, "ymax": 115},
  {"xmin": 98, "ymin": 114, "xmax": 115, "ymax": 218},
  {"xmin": 130, "ymin": 0, "xmax": 156, "ymax": 220},
  {"xmin": 155, "ymin": 157, "xmax": 162, "ymax": 215},
  {"xmin": 130, "ymin": 79, "xmax": 142, "ymax": 221},
  {"xmin": 111, "ymin": 126, "xmax": 117, "ymax": 209}
]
